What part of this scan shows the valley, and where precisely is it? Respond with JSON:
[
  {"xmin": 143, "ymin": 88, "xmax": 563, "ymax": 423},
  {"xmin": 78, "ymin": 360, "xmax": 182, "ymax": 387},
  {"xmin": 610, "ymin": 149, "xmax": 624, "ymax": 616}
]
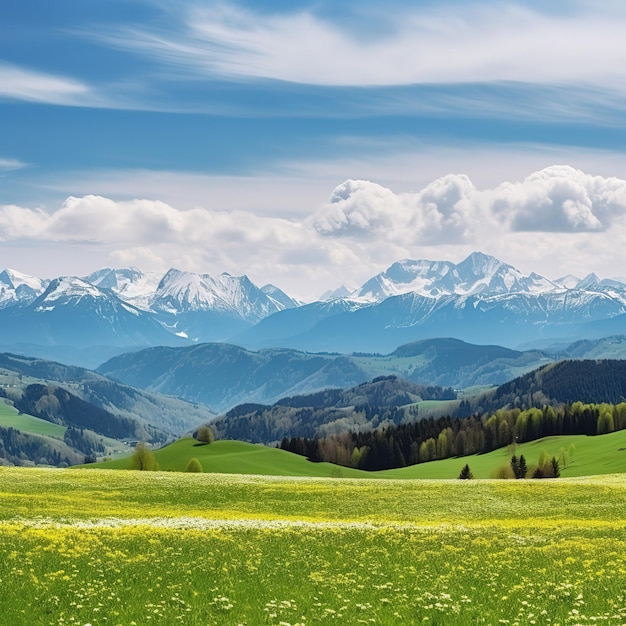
[{"xmin": 1, "ymin": 256, "xmax": 626, "ymax": 626}]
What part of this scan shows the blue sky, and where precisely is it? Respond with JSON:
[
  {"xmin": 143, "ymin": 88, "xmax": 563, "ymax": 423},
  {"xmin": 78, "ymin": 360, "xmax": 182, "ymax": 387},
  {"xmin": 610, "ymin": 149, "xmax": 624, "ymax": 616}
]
[{"xmin": 3, "ymin": 0, "xmax": 626, "ymax": 299}]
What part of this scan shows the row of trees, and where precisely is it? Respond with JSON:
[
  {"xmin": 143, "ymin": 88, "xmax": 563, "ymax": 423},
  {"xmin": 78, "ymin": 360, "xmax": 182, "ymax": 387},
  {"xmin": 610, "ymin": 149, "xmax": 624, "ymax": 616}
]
[
  {"xmin": 459, "ymin": 454, "xmax": 561, "ymax": 480},
  {"xmin": 280, "ymin": 401, "xmax": 626, "ymax": 471}
]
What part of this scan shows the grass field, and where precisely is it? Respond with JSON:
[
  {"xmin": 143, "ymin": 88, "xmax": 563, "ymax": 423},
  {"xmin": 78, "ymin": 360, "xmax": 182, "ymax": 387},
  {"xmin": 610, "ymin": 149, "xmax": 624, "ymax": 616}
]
[
  {"xmin": 89, "ymin": 429, "xmax": 626, "ymax": 479},
  {"xmin": 0, "ymin": 400, "xmax": 66, "ymax": 438},
  {"xmin": 0, "ymin": 467, "xmax": 624, "ymax": 625}
]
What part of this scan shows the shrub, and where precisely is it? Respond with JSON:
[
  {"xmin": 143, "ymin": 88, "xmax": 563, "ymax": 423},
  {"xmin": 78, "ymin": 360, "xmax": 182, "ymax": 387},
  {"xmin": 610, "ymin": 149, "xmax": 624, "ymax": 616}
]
[{"xmin": 185, "ymin": 457, "xmax": 203, "ymax": 473}]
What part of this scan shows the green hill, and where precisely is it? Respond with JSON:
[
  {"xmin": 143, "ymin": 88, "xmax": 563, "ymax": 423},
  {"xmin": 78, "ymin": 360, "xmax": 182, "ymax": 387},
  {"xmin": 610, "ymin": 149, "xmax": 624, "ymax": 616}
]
[
  {"xmin": 0, "ymin": 400, "xmax": 66, "ymax": 438},
  {"xmin": 88, "ymin": 429, "xmax": 626, "ymax": 479},
  {"xmin": 93, "ymin": 439, "xmax": 367, "ymax": 477},
  {"xmin": 211, "ymin": 375, "xmax": 453, "ymax": 443}
]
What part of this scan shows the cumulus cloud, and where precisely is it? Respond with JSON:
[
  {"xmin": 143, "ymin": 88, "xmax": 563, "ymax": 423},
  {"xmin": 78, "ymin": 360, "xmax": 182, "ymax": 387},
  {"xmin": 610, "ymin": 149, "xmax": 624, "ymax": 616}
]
[
  {"xmin": 106, "ymin": 2, "xmax": 626, "ymax": 88},
  {"xmin": 488, "ymin": 166, "xmax": 626, "ymax": 232},
  {"xmin": 310, "ymin": 165, "xmax": 626, "ymax": 245},
  {"xmin": 4, "ymin": 165, "xmax": 626, "ymax": 299},
  {"xmin": 310, "ymin": 175, "xmax": 480, "ymax": 244}
]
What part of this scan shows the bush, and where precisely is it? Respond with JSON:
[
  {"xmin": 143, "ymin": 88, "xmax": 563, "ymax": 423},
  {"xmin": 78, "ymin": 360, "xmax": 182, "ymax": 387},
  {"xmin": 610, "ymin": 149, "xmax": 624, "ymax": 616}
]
[
  {"xmin": 493, "ymin": 464, "xmax": 514, "ymax": 479},
  {"xmin": 185, "ymin": 457, "xmax": 203, "ymax": 473}
]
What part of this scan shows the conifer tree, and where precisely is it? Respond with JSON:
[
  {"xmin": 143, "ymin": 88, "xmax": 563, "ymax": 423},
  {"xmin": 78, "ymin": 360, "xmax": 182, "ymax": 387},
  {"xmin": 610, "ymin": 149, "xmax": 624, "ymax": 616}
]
[
  {"xmin": 458, "ymin": 464, "xmax": 473, "ymax": 480},
  {"xmin": 518, "ymin": 454, "xmax": 527, "ymax": 479}
]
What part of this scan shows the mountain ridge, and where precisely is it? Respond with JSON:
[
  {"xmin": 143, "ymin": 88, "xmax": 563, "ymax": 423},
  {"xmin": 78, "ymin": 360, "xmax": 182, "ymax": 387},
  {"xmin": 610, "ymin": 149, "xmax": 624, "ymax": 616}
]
[{"xmin": 2, "ymin": 252, "xmax": 626, "ymax": 360}]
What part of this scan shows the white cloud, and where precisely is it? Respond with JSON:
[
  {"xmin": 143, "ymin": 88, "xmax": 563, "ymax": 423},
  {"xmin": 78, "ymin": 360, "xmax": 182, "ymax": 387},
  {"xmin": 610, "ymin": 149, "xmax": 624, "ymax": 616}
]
[
  {"xmin": 487, "ymin": 166, "xmax": 626, "ymax": 232},
  {"xmin": 109, "ymin": 2, "xmax": 626, "ymax": 88},
  {"xmin": 311, "ymin": 165, "xmax": 626, "ymax": 245},
  {"xmin": 0, "ymin": 63, "xmax": 91, "ymax": 105},
  {"xmin": 0, "ymin": 158, "xmax": 26, "ymax": 172},
  {"xmin": 4, "ymin": 165, "xmax": 626, "ymax": 300}
]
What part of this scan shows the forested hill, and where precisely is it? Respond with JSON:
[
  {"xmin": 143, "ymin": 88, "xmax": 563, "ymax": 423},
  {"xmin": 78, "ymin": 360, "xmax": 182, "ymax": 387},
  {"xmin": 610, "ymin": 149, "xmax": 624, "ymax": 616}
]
[
  {"xmin": 211, "ymin": 376, "xmax": 454, "ymax": 444},
  {"xmin": 468, "ymin": 360, "xmax": 626, "ymax": 416},
  {"xmin": 0, "ymin": 352, "xmax": 215, "ymax": 435},
  {"xmin": 5, "ymin": 384, "xmax": 162, "ymax": 442},
  {"xmin": 275, "ymin": 376, "xmax": 455, "ymax": 409}
]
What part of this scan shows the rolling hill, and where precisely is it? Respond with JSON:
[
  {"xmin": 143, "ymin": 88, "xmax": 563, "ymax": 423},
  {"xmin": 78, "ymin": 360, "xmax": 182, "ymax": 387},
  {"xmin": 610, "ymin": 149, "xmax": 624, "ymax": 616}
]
[
  {"xmin": 96, "ymin": 343, "xmax": 371, "ymax": 412},
  {"xmin": 86, "ymin": 429, "xmax": 626, "ymax": 479},
  {"xmin": 210, "ymin": 375, "xmax": 453, "ymax": 443},
  {"xmin": 0, "ymin": 352, "xmax": 215, "ymax": 435},
  {"xmin": 96, "ymin": 338, "xmax": 555, "ymax": 413}
]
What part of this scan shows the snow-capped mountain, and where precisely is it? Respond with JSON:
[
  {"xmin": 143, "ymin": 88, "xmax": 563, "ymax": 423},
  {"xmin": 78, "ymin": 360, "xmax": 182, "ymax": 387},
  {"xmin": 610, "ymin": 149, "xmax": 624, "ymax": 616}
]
[
  {"xmin": 0, "ymin": 269, "xmax": 49, "ymax": 309},
  {"xmin": 0, "ymin": 276, "xmax": 183, "ymax": 349},
  {"xmin": 554, "ymin": 275, "xmax": 581, "ymax": 289},
  {"xmin": 83, "ymin": 267, "xmax": 162, "ymax": 310},
  {"xmin": 2, "ymin": 252, "xmax": 626, "ymax": 360},
  {"xmin": 145, "ymin": 269, "xmax": 299, "ymax": 342},
  {"xmin": 353, "ymin": 252, "xmax": 558, "ymax": 302},
  {"xmin": 0, "ymin": 266, "xmax": 300, "ymax": 351},
  {"xmin": 237, "ymin": 252, "xmax": 626, "ymax": 353},
  {"xmin": 151, "ymin": 269, "xmax": 284, "ymax": 319},
  {"xmin": 320, "ymin": 285, "xmax": 354, "ymax": 301}
]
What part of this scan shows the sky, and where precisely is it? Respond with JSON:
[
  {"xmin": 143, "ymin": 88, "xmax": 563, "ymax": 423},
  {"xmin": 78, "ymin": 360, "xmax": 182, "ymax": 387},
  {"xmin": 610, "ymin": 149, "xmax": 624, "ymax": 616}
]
[{"xmin": 2, "ymin": 0, "xmax": 626, "ymax": 300}]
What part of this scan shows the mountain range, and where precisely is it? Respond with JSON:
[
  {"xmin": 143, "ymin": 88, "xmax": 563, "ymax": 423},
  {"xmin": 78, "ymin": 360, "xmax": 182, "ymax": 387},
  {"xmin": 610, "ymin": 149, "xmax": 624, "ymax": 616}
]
[
  {"xmin": 97, "ymin": 335, "xmax": 626, "ymax": 414},
  {"xmin": 2, "ymin": 252, "xmax": 626, "ymax": 365}
]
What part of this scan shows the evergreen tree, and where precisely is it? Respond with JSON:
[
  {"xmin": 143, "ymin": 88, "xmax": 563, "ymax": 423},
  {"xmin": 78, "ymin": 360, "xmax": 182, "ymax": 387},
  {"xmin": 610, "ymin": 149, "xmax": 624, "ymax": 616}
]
[
  {"xmin": 458, "ymin": 464, "xmax": 473, "ymax": 480},
  {"xmin": 510, "ymin": 455, "xmax": 520, "ymax": 478},
  {"xmin": 518, "ymin": 454, "xmax": 527, "ymax": 479}
]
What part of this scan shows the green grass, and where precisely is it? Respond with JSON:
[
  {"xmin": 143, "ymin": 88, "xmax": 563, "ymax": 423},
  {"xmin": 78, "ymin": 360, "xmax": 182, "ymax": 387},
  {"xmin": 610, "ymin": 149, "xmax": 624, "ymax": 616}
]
[
  {"xmin": 95, "ymin": 438, "xmax": 368, "ymax": 477},
  {"xmin": 388, "ymin": 429, "xmax": 626, "ymax": 479},
  {"xmin": 88, "ymin": 429, "xmax": 626, "ymax": 480},
  {"xmin": 0, "ymin": 400, "xmax": 66, "ymax": 438},
  {"xmin": 0, "ymin": 468, "xmax": 624, "ymax": 625}
]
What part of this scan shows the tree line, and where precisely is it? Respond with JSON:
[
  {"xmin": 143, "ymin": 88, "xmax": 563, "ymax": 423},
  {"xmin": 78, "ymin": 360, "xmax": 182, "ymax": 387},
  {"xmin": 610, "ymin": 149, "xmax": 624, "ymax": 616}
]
[{"xmin": 280, "ymin": 401, "xmax": 626, "ymax": 471}]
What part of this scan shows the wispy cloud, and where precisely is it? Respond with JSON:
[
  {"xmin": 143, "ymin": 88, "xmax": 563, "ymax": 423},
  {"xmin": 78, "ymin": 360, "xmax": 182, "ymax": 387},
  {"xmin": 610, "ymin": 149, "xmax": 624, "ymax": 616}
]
[
  {"xmin": 0, "ymin": 63, "xmax": 92, "ymax": 105},
  {"xmin": 104, "ymin": 2, "xmax": 626, "ymax": 88},
  {"xmin": 0, "ymin": 158, "xmax": 26, "ymax": 172}
]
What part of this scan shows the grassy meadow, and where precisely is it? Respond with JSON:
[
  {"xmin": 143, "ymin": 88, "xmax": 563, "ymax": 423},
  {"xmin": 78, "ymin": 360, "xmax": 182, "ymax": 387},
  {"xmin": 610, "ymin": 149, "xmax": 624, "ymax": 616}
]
[
  {"xmin": 0, "ymin": 467, "xmax": 625, "ymax": 625},
  {"xmin": 90, "ymin": 428, "xmax": 626, "ymax": 478},
  {"xmin": 0, "ymin": 400, "xmax": 66, "ymax": 438}
]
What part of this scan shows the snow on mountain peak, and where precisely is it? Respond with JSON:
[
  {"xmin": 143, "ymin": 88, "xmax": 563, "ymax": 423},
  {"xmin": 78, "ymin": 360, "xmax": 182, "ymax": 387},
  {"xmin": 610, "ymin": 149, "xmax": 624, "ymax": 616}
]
[
  {"xmin": 151, "ymin": 268, "xmax": 293, "ymax": 321},
  {"xmin": 555, "ymin": 274, "xmax": 582, "ymax": 289},
  {"xmin": 354, "ymin": 252, "xmax": 559, "ymax": 302},
  {"xmin": 83, "ymin": 267, "xmax": 162, "ymax": 310},
  {"xmin": 0, "ymin": 268, "xmax": 48, "ymax": 292},
  {"xmin": 0, "ymin": 268, "xmax": 50, "ymax": 309},
  {"xmin": 39, "ymin": 276, "xmax": 106, "ymax": 302}
]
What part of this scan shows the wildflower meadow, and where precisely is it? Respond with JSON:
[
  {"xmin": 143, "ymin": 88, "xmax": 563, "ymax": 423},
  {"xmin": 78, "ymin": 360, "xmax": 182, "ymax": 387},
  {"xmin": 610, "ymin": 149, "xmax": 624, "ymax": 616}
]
[{"xmin": 0, "ymin": 468, "xmax": 624, "ymax": 624}]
